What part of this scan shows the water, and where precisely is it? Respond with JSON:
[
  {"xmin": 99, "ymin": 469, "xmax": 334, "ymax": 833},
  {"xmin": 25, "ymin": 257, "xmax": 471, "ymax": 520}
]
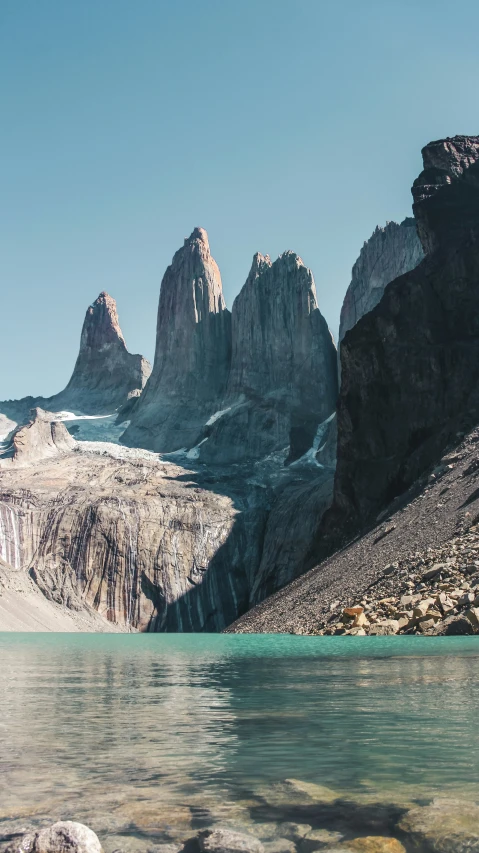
[{"xmin": 0, "ymin": 635, "xmax": 478, "ymax": 850}]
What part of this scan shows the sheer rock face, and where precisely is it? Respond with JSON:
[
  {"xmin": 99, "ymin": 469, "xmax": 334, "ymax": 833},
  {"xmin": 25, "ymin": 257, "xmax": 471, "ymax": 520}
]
[
  {"xmin": 123, "ymin": 228, "xmax": 232, "ymax": 452},
  {"xmin": 0, "ymin": 292, "xmax": 151, "ymax": 423},
  {"xmin": 199, "ymin": 251, "xmax": 338, "ymax": 464},
  {"xmin": 328, "ymin": 135, "xmax": 479, "ymax": 539},
  {"xmin": 412, "ymin": 135, "xmax": 479, "ymax": 253},
  {"xmin": 49, "ymin": 291, "xmax": 151, "ymax": 413},
  {"xmin": 0, "ymin": 415, "xmax": 265, "ymax": 632},
  {"xmin": 338, "ymin": 219, "xmax": 424, "ymax": 343}
]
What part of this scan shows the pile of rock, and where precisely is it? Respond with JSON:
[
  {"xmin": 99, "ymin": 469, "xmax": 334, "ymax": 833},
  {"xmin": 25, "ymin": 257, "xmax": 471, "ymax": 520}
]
[
  {"xmin": 318, "ymin": 525, "xmax": 479, "ymax": 636},
  {"xmin": 7, "ymin": 783, "xmax": 479, "ymax": 853}
]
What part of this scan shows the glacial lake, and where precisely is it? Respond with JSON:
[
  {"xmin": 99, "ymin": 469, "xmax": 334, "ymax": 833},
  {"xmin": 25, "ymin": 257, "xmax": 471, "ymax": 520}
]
[{"xmin": 0, "ymin": 635, "xmax": 478, "ymax": 851}]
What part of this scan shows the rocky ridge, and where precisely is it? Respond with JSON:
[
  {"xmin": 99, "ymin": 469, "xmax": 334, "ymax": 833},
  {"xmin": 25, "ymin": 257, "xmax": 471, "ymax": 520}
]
[
  {"xmin": 199, "ymin": 250, "xmax": 338, "ymax": 465},
  {"xmin": 338, "ymin": 218, "xmax": 423, "ymax": 344},
  {"xmin": 124, "ymin": 231, "xmax": 337, "ymax": 465}
]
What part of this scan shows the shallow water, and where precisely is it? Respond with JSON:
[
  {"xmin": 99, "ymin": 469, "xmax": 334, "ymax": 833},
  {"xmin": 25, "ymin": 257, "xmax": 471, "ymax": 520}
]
[{"xmin": 0, "ymin": 635, "xmax": 478, "ymax": 849}]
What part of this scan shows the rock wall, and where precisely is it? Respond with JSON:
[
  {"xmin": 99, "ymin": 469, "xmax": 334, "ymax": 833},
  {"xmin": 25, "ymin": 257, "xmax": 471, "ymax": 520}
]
[
  {"xmin": 193, "ymin": 250, "xmax": 338, "ymax": 464},
  {"xmin": 338, "ymin": 218, "xmax": 424, "ymax": 343},
  {"xmin": 123, "ymin": 228, "xmax": 232, "ymax": 452},
  {"xmin": 329, "ymin": 135, "xmax": 479, "ymax": 538},
  {"xmin": 0, "ymin": 292, "xmax": 151, "ymax": 423}
]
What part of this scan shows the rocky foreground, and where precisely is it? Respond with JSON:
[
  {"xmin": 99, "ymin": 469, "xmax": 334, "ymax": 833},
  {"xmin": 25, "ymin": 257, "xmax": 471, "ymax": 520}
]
[
  {"xmin": 228, "ymin": 425, "xmax": 479, "ymax": 635},
  {"xmin": 4, "ymin": 777, "xmax": 479, "ymax": 853}
]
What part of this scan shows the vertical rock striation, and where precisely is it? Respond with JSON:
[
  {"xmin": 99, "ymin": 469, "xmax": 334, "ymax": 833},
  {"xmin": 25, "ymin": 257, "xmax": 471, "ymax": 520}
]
[
  {"xmin": 123, "ymin": 228, "xmax": 231, "ymax": 451},
  {"xmin": 327, "ymin": 135, "xmax": 479, "ymax": 540},
  {"xmin": 200, "ymin": 250, "xmax": 338, "ymax": 464},
  {"xmin": 338, "ymin": 218, "xmax": 424, "ymax": 344}
]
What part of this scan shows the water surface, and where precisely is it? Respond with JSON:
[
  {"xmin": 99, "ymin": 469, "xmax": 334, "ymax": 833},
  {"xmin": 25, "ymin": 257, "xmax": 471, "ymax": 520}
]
[{"xmin": 0, "ymin": 635, "xmax": 478, "ymax": 849}]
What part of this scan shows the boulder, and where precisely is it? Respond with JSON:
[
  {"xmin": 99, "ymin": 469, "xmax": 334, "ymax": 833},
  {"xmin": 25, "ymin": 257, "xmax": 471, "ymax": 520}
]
[
  {"xmin": 398, "ymin": 797, "xmax": 479, "ymax": 853},
  {"xmin": 197, "ymin": 829, "xmax": 264, "ymax": 853},
  {"xmin": 8, "ymin": 822, "xmax": 102, "ymax": 853}
]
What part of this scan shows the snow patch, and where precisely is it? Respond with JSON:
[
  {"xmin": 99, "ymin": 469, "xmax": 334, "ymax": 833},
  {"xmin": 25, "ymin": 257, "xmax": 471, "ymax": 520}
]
[
  {"xmin": 186, "ymin": 438, "xmax": 209, "ymax": 460},
  {"xmin": 205, "ymin": 407, "xmax": 232, "ymax": 426},
  {"xmin": 291, "ymin": 412, "xmax": 336, "ymax": 468}
]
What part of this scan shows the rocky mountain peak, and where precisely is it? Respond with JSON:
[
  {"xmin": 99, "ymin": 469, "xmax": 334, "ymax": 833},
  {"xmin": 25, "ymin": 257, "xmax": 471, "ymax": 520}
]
[
  {"xmin": 199, "ymin": 247, "xmax": 338, "ymax": 465},
  {"xmin": 412, "ymin": 134, "xmax": 479, "ymax": 253},
  {"xmin": 80, "ymin": 292, "xmax": 127, "ymax": 352},
  {"xmin": 122, "ymin": 227, "xmax": 232, "ymax": 451},
  {"xmin": 184, "ymin": 226, "xmax": 210, "ymax": 249},
  {"xmin": 339, "ymin": 217, "xmax": 424, "ymax": 344}
]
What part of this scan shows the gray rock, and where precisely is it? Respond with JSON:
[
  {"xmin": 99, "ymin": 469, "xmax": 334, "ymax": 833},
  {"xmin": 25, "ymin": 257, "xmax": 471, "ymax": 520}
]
[
  {"xmin": 123, "ymin": 228, "xmax": 231, "ymax": 452},
  {"xmin": 398, "ymin": 797, "xmax": 479, "ymax": 853},
  {"xmin": 262, "ymin": 841, "xmax": 296, "ymax": 853},
  {"xmin": 200, "ymin": 251, "xmax": 337, "ymax": 465},
  {"xmin": 8, "ymin": 823, "xmax": 102, "ymax": 853},
  {"xmin": 339, "ymin": 218, "xmax": 423, "ymax": 344},
  {"xmin": 198, "ymin": 829, "xmax": 264, "ymax": 853},
  {"xmin": 0, "ymin": 293, "xmax": 150, "ymax": 423}
]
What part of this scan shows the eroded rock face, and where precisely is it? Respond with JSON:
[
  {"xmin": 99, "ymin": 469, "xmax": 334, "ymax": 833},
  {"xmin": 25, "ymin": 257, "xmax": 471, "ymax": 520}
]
[
  {"xmin": 199, "ymin": 251, "xmax": 338, "ymax": 464},
  {"xmin": 330, "ymin": 135, "xmax": 479, "ymax": 535},
  {"xmin": 0, "ymin": 293, "xmax": 151, "ymax": 423},
  {"xmin": 1, "ymin": 408, "xmax": 76, "ymax": 467},
  {"xmin": 123, "ymin": 228, "xmax": 232, "ymax": 452},
  {"xmin": 338, "ymin": 219, "xmax": 423, "ymax": 344},
  {"xmin": 0, "ymin": 411, "xmax": 268, "ymax": 631},
  {"xmin": 56, "ymin": 291, "xmax": 151, "ymax": 412},
  {"xmin": 412, "ymin": 135, "xmax": 479, "ymax": 252}
]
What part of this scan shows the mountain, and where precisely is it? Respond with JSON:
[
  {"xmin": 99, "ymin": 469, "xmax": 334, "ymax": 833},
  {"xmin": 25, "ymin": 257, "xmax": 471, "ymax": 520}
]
[
  {"xmin": 122, "ymin": 228, "xmax": 232, "ymax": 451},
  {"xmin": 199, "ymin": 250, "xmax": 338, "ymax": 464},
  {"xmin": 338, "ymin": 218, "xmax": 424, "ymax": 344},
  {"xmin": 0, "ymin": 292, "xmax": 151, "ymax": 426},
  {"xmin": 229, "ymin": 134, "xmax": 479, "ymax": 634}
]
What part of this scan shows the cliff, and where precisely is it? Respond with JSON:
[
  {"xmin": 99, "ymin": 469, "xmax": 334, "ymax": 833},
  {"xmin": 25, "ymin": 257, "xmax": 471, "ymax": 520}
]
[
  {"xmin": 198, "ymin": 250, "xmax": 338, "ymax": 464},
  {"xmin": 122, "ymin": 228, "xmax": 232, "ymax": 451},
  {"xmin": 0, "ymin": 292, "xmax": 151, "ymax": 424},
  {"xmin": 330, "ymin": 134, "xmax": 479, "ymax": 538},
  {"xmin": 338, "ymin": 218, "xmax": 424, "ymax": 343}
]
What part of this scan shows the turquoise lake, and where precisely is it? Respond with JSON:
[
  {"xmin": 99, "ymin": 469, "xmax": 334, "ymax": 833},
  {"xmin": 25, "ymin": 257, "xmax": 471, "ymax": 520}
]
[{"xmin": 0, "ymin": 635, "xmax": 478, "ymax": 851}]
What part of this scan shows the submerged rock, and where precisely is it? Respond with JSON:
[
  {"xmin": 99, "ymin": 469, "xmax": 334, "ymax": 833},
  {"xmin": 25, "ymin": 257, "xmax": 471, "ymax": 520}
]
[
  {"xmin": 398, "ymin": 797, "xmax": 479, "ymax": 853},
  {"xmin": 197, "ymin": 829, "xmax": 264, "ymax": 853}
]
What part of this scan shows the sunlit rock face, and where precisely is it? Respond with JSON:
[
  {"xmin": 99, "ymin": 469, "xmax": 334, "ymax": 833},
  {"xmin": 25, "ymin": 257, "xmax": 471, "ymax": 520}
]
[
  {"xmin": 122, "ymin": 228, "xmax": 232, "ymax": 452},
  {"xmin": 55, "ymin": 291, "xmax": 151, "ymax": 412},
  {"xmin": 327, "ymin": 135, "xmax": 479, "ymax": 539},
  {"xmin": 338, "ymin": 218, "xmax": 424, "ymax": 344},
  {"xmin": 198, "ymin": 250, "xmax": 338, "ymax": 465},
  {"xmin": 0, "ymin": 292, "xmax": 151, "ymax": 424},
  {"xmin": 0, "ymin": 411, "xmax": 263, "ymax": 632}
]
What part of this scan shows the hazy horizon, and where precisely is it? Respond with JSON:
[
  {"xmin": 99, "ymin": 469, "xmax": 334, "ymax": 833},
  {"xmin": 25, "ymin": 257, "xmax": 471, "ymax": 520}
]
[{"xmin": 1, "ymin": 0, "xmax": 479, "ymax": 399}]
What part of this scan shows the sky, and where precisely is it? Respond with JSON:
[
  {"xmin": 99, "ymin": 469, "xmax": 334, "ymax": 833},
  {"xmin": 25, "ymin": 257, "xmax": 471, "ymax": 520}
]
[{"xmin": 1, "ymin": 0, "xmax": 479, "ymax": 399}]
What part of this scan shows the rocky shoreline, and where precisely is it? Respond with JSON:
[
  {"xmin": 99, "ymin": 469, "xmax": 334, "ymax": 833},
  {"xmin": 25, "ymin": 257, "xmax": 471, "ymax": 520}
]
[{"xmin": 3, "ymin": 778, "xmax": 479, "ymax": 853}]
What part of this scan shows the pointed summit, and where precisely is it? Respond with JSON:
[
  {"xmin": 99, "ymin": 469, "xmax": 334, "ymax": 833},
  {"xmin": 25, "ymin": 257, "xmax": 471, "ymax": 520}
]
[
  {"xmin": 200, "ymin": 248, "xmax": 338, "ymax": 464},
  {"xmin": 123, "ymin": 228, "xmax": 232, "ymax": 451},
  {"xmin": 79, "ymin": 292, "xmax": 127, "ymax": 351}
]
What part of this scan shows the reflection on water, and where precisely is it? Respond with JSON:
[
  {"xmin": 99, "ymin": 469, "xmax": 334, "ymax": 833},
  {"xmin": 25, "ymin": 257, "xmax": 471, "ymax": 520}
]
[{"xmin": 0, "ymin": 635, "xmax": 478, "ymax": 848}]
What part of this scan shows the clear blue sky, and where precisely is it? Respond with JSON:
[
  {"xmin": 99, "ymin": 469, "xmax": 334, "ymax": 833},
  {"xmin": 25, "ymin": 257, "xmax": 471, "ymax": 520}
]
[{"xmin": 1, "ymin": 0, "xmax": 478, "ymax": 399}]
